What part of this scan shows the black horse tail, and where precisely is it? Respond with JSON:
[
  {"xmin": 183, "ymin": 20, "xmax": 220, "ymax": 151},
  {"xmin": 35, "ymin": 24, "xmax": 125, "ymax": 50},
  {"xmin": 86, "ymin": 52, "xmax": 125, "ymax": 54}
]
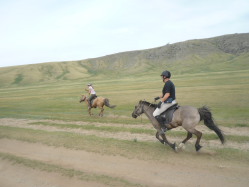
[
  {"xmin": 104, "ymin": 98, "xmax": 116, "ymax": 108},
  {"xmin": 198, "ymin": 106, "xmax": 225, "ymax": 144}
]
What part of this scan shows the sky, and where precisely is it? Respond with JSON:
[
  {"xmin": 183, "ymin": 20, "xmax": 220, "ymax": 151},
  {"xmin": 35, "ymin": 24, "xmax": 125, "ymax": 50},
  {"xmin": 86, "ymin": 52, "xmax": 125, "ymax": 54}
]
[{"xmin": 0, "ymin": 0, "xmax": 248, "ymax": 67}]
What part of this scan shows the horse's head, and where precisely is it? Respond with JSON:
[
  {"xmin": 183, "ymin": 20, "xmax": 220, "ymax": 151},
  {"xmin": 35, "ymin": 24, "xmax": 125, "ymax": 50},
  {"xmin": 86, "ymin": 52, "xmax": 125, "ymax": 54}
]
[
  {"xmin": 79, "ymin": 95, "xmax": 86, "ymax": 103},
  {"xmin": 132, "ymin": 100, "xmax": 145, "ymax": 118}
]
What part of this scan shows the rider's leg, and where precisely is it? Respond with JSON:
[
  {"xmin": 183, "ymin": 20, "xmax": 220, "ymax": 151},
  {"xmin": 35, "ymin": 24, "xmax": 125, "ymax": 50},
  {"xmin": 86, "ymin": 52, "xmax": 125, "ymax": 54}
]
[
  {"xmin": 155, "ymin": 116, "xmax": 167, "ymax": 131},
  {"xmin": 87, "ymin": 95, "xmax": 93, "ymax": 108},
  {"xmin": 88, "ymin": 94, "xmax": 95, "ymax": 107},
  {"xmin": 88, "ymin": 94, "xmax": 97, "ymax": 108},
  {"xmin": 153, "ymin": 102, "xmax": 173, "ymax": 131},
  {"xmin": 86, "ymin": 100, "xmax": 91, "ymax": 108}
]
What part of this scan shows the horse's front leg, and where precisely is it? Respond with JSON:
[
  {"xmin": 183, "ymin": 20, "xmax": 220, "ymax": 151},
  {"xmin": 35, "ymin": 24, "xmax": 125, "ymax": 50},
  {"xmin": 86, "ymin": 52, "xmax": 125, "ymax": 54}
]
[
  {"xmin": 156, "ymin": 131, "xmax": 164, "ymax": 144},
  {"xmin": 88, "ymin": 108, "xmax": 92, "ymax": 116},
  {"xmin": 159, "ymin": 131, "xmax": 177, "ymax": 151}
]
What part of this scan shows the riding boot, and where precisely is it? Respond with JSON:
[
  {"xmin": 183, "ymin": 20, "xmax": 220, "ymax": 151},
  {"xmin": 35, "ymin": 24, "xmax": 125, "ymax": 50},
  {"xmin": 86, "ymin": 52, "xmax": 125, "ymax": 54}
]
[{"xmin": 155, "ymin": 116, "xmax": 167, "ymax": 132}]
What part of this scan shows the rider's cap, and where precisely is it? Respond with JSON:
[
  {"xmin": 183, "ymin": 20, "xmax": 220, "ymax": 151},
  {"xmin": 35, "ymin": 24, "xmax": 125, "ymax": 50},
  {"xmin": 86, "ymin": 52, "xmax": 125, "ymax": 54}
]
[{"xmin": 161, "ymin": 70, "xmax": 171, "ymax": 78}]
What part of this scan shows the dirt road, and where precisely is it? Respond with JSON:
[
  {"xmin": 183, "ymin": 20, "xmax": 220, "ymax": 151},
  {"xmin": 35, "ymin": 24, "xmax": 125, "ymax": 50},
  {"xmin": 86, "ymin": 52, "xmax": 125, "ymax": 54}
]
[{"xmin": 0, "ymin": 118, "xmax": 249, "ymax": 187}]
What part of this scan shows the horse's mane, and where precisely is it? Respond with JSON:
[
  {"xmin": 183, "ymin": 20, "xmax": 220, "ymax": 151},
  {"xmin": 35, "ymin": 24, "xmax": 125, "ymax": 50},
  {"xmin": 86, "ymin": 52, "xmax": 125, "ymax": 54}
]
[{"xmin": 140, "ymin": 100, "xmax": 157, "ymax": 108}]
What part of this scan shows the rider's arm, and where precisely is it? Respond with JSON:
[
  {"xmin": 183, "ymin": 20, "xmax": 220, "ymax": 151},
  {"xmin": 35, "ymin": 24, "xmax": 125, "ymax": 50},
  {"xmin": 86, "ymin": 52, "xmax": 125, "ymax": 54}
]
[
  {"xmin": 85, "ymin": 88, "xmax": 90, "ymax": 95},
  {"xmin": 161, "ymin": 93, "xmax": 170, "ymax": 102}
]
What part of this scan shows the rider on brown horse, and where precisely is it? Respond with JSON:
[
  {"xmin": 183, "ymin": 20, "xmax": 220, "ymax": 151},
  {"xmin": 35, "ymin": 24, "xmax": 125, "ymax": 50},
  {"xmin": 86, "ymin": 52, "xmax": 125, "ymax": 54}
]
[{"xmin": 85, "ymin": 83, "xmax": 97, "ymax": 108}]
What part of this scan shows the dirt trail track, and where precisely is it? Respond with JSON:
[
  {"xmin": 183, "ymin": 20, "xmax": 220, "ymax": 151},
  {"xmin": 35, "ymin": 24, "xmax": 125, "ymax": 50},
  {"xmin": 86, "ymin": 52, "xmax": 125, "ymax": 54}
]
[{"xmin": 0, "ymin": 118, "xmax": 249, "ymax": 187}]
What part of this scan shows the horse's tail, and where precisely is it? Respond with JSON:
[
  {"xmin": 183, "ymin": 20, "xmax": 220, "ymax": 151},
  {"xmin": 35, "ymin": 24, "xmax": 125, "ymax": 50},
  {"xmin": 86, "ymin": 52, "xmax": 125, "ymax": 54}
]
[
  {"xmin": 104, "ymin": 98, "xmax": 116, "ymax": 108},
  {"xmin": 198, "ymin": 106, "xmax": 225, "ymax": 144}
]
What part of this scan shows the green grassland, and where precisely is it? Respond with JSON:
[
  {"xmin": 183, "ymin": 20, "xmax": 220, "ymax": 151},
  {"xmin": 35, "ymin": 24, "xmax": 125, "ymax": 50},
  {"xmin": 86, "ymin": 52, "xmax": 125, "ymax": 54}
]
[
  {"xmin": 0, "ymin": 34, "xmax": 249, "ymax": 185},
  {"xmin": 0, "ymin": 69, "xmax": 248, "ymax": 127}
]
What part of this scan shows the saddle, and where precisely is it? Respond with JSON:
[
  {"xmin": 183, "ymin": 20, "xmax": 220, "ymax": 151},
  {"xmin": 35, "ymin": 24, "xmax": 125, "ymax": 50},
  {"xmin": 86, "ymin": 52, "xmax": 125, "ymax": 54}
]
[{"xmin": 160, "ymin": 104, "xmax": 179, "ymax": 125}]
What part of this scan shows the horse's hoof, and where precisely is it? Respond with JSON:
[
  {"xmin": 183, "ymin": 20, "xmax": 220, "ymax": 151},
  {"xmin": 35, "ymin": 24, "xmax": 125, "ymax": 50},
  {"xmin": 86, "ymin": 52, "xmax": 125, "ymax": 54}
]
[
  {"xmin": 195, "ymin": 144, "xmax": 202, "ymax": 152},
  {"xmin": 174, "ymin": 146, "xmax": 178, "ymax": 152},
  {"xmin": 178, "ymin": 143, "xmax": 185, "ymax": 150},
  {"xmin": 171, "ymin": 143, "xmax": 178, "ymax": 152},
  {"xmin": 159, "ymin": 140, "xmax": 164, "ymax": 144}
]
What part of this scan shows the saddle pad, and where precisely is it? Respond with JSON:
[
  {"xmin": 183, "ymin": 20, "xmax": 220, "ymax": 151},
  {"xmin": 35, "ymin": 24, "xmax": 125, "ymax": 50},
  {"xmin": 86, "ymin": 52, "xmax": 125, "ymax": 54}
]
[{"xmin": 161, "ymin": 104, "xmax": 179, "ymax": 124}]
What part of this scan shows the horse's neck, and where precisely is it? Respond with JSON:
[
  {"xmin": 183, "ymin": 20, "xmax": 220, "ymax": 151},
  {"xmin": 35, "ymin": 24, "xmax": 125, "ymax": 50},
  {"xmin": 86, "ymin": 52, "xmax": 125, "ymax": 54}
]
[
  {"xmin": 142, "ymin": 104, "xmax": 161, "ymax": 130},
  {"xmin": 84, "ymin": 97, "xmax": 89, "ymax": 103},
  {"xmin": 143, "ymin": 105, "xmax": 155, "ymax": 120}
]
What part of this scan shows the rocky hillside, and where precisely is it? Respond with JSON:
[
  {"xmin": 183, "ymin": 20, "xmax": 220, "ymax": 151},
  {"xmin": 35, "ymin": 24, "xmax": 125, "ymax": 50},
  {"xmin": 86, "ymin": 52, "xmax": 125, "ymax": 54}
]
[{"xmin": 0, "ymin": 33, "xmax": 248, "ymax": 86}]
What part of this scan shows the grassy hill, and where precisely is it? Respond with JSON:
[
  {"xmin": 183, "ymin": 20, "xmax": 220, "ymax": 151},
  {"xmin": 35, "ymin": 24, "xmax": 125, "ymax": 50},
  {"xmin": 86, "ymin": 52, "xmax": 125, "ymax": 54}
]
[
  {"xmin": 0, "ymin": 33, "xmax": 248, "ymax": 87},
  {"xmin": 1, "ymin": 34, "xmax": 249, "ymax": 187},
  {"xmin": 0, "ymin": 33, "xmax": 249, "ymax": 126},
  {"xmin": 0, "ymin": 33, "xmax": 248, "ymax": 119}
]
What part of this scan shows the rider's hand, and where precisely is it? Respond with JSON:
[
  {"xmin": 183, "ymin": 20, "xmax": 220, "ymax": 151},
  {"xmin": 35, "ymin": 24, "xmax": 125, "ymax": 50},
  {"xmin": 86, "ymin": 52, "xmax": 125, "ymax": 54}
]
[
  {"xmin": 157, "ymin": 101, "xmax": 162, "ymax": 108},
  {"xmin": 154, "ymin": 96, "xmax": 160, "ymax": 102}
]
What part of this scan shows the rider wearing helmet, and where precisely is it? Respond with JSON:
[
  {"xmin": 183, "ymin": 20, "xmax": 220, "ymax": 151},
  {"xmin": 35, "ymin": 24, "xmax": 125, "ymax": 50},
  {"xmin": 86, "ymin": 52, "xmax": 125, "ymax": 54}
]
[
  {"xmin": 153, "ymin": 70, "xmax": 176, "ymax": 131},
  {"xmin": 85, "ymin": 83, "xmax": 96, "ymax": 108}
]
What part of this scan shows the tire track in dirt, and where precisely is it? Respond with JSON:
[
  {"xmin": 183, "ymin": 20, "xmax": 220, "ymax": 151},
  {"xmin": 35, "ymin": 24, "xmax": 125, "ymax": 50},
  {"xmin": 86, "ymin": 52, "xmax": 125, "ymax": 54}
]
[
  {"xmin": 2, "ymin": 118, "xmax": 249, "ymax": 135},
  {"xmin": 0, "ymin": 158, "xmax": 107, "ymax": 187},
  {"xmin": 1, "ymin": 139, "xmax": 249, "ymax": 187},
  {"xmin": 0, "ymin": 118, "xmax": 248, "ymax": 150},
  {"xmin": 1, "ymin": 118, "xmax": 249, "ymax": 187}
]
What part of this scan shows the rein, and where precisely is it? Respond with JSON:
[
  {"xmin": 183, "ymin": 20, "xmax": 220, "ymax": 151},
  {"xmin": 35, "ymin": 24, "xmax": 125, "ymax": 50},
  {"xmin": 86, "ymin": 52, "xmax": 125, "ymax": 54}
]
[
  {"xmin": 140, "ymin": 102, "xmax": 151, "ymax": 123},
  {"xmin": 139, "ymin": 101, "xmax": 156, "ymax": 123},
  {"xmin": 138, "ymin": 101, "xmax": 155, "ymax": 116},
  {"xmin": 143, "ymin": 102, "xmax": 154, "ymax": 113}
]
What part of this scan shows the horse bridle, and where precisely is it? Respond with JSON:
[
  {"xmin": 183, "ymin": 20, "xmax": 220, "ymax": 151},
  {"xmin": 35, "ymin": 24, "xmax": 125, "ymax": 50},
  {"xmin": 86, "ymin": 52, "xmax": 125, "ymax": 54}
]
[
  {"xmin": 80, "ymin": 96, "xmax": 87, "ymax": 102},
  {"xmin": 134, "ymin": 101, "xmax": 153, "ymax": 117}
]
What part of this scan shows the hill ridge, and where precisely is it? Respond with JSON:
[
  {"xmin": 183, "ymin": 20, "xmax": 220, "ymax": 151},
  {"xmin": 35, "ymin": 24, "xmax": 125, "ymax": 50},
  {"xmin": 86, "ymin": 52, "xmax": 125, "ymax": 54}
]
[{"xmin": 0, "ymin": 33, "xmax": 248, "ymax": 86}]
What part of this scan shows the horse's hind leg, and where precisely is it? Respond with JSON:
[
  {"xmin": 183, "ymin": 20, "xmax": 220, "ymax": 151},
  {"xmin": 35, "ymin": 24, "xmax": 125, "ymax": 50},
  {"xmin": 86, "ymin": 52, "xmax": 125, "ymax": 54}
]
[
  {"xmin": 99, "ymin": 107, "xmax": 104, "ymax": 117},
  {"xmin": 178, "ymin": 132, "xmax": 192, "ymax": 149},
  {"xmin": 182, "ymin": 132, "xmax": 193, "ymax": 144},
  {"xmin": 188, "ymin": 129, "xmax": 202, "ymax": 151}
]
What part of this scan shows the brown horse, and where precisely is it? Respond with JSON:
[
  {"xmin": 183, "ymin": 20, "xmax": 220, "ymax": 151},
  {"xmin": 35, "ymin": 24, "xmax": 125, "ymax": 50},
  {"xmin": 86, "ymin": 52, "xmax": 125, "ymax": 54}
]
[
  {"xmin": 79, "ymin": 95, "xmax": 116, "ymax": 116},
  {"xmin": 132, "ymin": 100, "xmax": 225, "ymax": 152}
]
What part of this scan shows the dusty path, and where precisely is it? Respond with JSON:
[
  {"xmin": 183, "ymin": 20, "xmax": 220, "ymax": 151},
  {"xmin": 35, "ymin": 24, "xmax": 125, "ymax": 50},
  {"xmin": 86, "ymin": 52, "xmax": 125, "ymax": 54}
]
[
  {"xmin": 1, "ymin": 139, "xmax": 249, "ymax": 187},
  {"xmin": 1, "ymin": 118, "xmax": 249, "ymax": 187},
  {"xmin": 0, "ymin": 158, "xmax": 106, "ymax": 187},
  {"xmin": 0, "ymin": 118, "xmax": 249, "ymax": 150},
  {"xmin": 1, "ymin": 118, "xmax": 249, "ymax": 136}
]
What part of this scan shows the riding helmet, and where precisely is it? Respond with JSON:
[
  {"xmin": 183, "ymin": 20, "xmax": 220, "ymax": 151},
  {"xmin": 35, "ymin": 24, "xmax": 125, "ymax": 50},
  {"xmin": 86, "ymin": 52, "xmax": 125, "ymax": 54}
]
[{"xmin": 161, "ymin": 70, "xmax": 171, "ymax": 78}]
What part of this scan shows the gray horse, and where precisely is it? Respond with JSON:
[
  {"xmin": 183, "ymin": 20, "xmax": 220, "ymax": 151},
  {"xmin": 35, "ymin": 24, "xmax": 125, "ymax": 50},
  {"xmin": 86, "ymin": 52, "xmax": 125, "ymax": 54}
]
[{"xmin": 132, "ymin": 100, "xmax": 225, "ymax": 151}]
